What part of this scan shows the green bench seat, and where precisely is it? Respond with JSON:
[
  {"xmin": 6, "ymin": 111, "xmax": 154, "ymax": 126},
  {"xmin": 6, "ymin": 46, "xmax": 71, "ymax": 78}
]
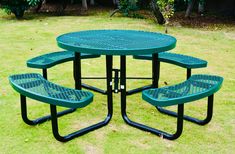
[
  {"xmin": 9, "ymin": 73, "xmax": 93, "ymax": 108},
  {"xmin": 27, "ymin": 51, "xmax": 100, "ymax": 69},
  {"xmin": 142, "ymin": 74, "xmax": 223, "ymax": 107},
  {"xmin": 133, "ymin": 52, "xmax": 207, "ymax": 69},
  {"xmin": 27, "ymin": 50, "xmax": 101, "ymax": 92},
  {"xmin": 133, "ymin": 52, "xmax": 207, "ymax": 80},
  {"xmin": 27, "ymin": 51, "xmax": 100, "ymax": 81},
  {"xmin": 125, "ymin": 74, "xmax": 223, "ymax": 140},
  {"xmin": 9, "ymin": 73, "xmax": 109, "ymax": 142}
]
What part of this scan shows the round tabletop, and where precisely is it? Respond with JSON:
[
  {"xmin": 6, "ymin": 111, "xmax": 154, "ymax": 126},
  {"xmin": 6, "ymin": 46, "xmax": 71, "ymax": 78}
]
[{"xmin": 57, "ymin": 30, "xmax": 177, "ymax": 55}]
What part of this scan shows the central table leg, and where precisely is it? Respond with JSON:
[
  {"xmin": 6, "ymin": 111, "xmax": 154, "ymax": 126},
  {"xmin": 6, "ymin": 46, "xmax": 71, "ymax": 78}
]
[
  {"xmin": 74, "ymin": 54, "xmax": 113, "ymax": 120},
  {"xmin": 152, "ymin": 53, "xmax": 160, "ymax": 88},
  {"xmin": 74, "ymin": 52, "xmax": 82, "ymax": 90},
  {"xmin": 120, "ymin": 56, "xmax": 128, "ymax": 121},
  {"xmin": 105, "ymin": 55, "xmax": 113, "ymax": 121}
]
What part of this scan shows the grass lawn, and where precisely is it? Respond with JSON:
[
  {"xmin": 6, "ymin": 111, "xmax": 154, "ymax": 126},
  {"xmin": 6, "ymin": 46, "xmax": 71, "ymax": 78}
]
[{"xmin": 0, "ymin": 9, "xmax": 235, "ymax": 154}]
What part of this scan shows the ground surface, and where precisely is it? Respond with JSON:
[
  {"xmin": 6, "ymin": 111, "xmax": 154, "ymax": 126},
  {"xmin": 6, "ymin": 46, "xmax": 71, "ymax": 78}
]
[
  {"xmin": 170, "ymin": 12, "xmax": 235, "ymax": 29},
  {"xmin": 0, "ymin": 9, "xmax": 235, "ymax": 154}
]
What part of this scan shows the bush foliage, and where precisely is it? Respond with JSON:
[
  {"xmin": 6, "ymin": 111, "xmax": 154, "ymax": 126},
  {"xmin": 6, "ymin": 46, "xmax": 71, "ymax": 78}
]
[
  {"xmin": 118, "ymin": 0, "xmax": 139, "ymax": 17},
  {"xmin": 0, "ymin": 0, "xmax": 40, "ymax": 18}
]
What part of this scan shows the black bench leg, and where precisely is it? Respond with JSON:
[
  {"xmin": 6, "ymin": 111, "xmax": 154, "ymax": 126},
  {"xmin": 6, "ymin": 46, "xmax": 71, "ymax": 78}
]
[
  {"xmin": 20, "ymin": 95, "xmax": 76, "ymax": 125},
  {"xmin": 120, "ymin": 55, "xmax": 184, "ymax": 140},
  {"xmin": 50, "ymin": 55, "xmax": 113, "ymax": 142},
  {"xmin": 156, "ymin": 95, "xmax": 214, "ymax": 125},
  {"xmin": 122, "ymin": 103, "xmax": 184, "ymax": 140},
  {"xmin": 50, "ymin": 104, "xmax": 111, "ymax": 142}
]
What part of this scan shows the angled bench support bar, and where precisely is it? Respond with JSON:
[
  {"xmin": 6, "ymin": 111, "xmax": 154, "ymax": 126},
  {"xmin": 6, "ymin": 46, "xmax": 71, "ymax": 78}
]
[
  {"xmin": 156, "ymin": 95, "xmax": 214, "ymax": 125},
  {"xmin": 81, "ymin": 83, "xmax": 107, "ymax": 95},
  {"xmin": 20, "ymin": 95, "xmax": 76, "ymax": 125},
  {"xmin": 126, "ymin": 84, "xmax": 152, "ymax": 95}
]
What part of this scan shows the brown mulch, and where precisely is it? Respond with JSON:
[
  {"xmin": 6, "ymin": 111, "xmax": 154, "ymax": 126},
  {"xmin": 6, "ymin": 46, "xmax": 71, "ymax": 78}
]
[{"xmin": 169, "ymin": 12, "xmax": 235, "ymax": 29}]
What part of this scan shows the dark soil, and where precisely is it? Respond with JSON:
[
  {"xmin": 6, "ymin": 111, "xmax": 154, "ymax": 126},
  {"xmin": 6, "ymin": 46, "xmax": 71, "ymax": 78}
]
[{"xmin": 169, "ymin": 12, "xmax": 235, "ymax": 29}]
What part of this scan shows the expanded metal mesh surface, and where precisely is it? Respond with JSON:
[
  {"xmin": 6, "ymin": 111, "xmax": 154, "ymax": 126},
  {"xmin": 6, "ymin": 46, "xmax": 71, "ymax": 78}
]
[
  {"xmin": 27, "ymin": 51, "xmax": 100, "ymax": 69},
  {"xmin": 159, "ymin": 52, "xmax": 207, "ymax": 66},
  {"xmin": 27, "ymin": 51, "xmax": 75, "ymax": 67},
  {"xmin": 144, "ymin": 75, "xmax": 223, "ymax": 101},
  {"xmin": 57, "ymin": 30, "xmax": 176, "ymax": 55},
  {"xmin": 133, "ymin": 52, "xmax": 207, "ymax": 68},
  {"xmin": 10, "ymin": 73, "xmax": 92, "ymax": 103}
]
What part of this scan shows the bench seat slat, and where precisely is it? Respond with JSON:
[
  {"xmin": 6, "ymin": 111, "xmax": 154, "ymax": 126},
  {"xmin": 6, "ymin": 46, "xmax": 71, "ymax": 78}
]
[
  {"xmin": 27, "ymin": 51, "xmax": 100, "ymax": 69},
  {"xmin": 133, "ymin": 52, "xmax": 207, "ymax": 69},
  {"xmin": 9, "ymin": 73, "xmax": 93, "ymax": 108},
  {"xmin": 142, "ymin": 74, "xmax": 223, "ymax": 107}
]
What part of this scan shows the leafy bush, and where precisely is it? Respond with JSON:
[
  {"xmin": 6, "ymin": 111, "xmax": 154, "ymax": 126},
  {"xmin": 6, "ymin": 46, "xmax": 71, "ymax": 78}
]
[
  {"xmin": 0, "ymin": 0, "xmax": 40, "ymax": 19},
  {"xmin": 157, "ymin": 0, "xmax": 174, "ymax": 21},
  {"xmin": 156, "ymin": 0, "xmax": 174, "ymax": 33},
  {"xmin": 118, "ymin": 0, "xmax": 140, "ymax": 17}
]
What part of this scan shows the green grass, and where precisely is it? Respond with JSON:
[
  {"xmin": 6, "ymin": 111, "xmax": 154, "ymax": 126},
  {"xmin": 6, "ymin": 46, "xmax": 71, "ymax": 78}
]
[{"xmin": 0, "ymin": 10, "xmax": 235, "ymax": 154}]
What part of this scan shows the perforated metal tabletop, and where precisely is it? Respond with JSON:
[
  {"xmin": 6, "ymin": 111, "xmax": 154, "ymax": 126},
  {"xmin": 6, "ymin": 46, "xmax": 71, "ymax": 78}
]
[{"xmin": 56, "ymin": 30, "xmax": 177, "ymax": 55}]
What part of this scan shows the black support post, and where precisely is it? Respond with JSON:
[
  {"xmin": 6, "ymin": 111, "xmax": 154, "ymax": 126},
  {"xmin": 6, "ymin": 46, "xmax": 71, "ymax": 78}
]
[
  {"xmin": 113, "ymin": 69, "xmax": 120, "ymax": 93},
  {"xmin": 152, "ymin": 53, "xmax": 160, "ymax": 88},
  {"xmin": 187, "ymin": 68, "xmax": 191, "ymax": 79},
  {"xmin": 42, "ymin": 69, "xmax": 47, "ymax": 80},
  {"xmin": 120, "ymin": 56, "xmax": 127, "ymax": 120},
  {"xmin": 74, "ymin": 52, "xmax": 82, "ymax": 90},
  {"xmin": 106, "ymin": 55, "xmax": 113, "ymax": 119}
]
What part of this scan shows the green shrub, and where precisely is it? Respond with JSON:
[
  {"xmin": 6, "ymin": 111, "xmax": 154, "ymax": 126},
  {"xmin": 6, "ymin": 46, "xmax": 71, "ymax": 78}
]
[
  {"xmin": 0, "ymin": 0, "xmax": 40, "ymax": 19},
  {"xmin": 118, "ymin": 0, "xmax": 140, "ymax": 17},
  {"xmin": 157, "ymin": 0, "xmax": 174, "ymax": 20}
]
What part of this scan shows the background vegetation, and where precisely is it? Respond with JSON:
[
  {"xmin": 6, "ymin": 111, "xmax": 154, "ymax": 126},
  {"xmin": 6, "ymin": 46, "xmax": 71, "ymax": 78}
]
[{"xmin": 0, "ymin": 0, "xmax": 234, "ymax": 22}]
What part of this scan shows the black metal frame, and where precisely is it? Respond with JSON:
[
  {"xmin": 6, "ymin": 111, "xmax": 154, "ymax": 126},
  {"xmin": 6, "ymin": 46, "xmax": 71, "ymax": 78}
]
[
  {"xmin": 154, "ymin": 65, "xmax": 214, "ymax": 126},
  {"xmin": 156, "ymin": 95, "xmax": 214, "ymax": 125},
  {"xmin": 20, "ymin": 95, "xmax": 76, "ymax": 126},
  {"xmin": 20, "ymin": 53, "xmax": 113, "ymax": 142},
  {"xmin": 48, "ymin": 53, "xmax": 113, "ymax": 142},
  {"xmin": 41, "ymin": 67, "xmax": 77, "ymax": 122},
  {"xmin": 74, "ymin": 53, "xmax": 192, "ymax": 140},
  {"xmin": 22, "ymin": 51, "xmax": 212, "ymax": 141},
  {"xmin": 120, "ymin": 55, "xmax": 185, "ymax": 140}
]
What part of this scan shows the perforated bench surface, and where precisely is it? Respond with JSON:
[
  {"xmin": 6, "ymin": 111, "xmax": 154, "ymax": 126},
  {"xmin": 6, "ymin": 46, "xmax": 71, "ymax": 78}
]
[
  {"xmin": 142, "ymin": 74, "xmax": 223, "ymax": 107},
  {"xmin": 9, "ymin": 73, "xmax": 93, "ymax": 108},
  {"xmin": 133, "ymin": 52, "xmax": 207, "ymax": 69},
  {"xmin": 27, "ymin": 51, "xmax": 100, "ymax": 69}
]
